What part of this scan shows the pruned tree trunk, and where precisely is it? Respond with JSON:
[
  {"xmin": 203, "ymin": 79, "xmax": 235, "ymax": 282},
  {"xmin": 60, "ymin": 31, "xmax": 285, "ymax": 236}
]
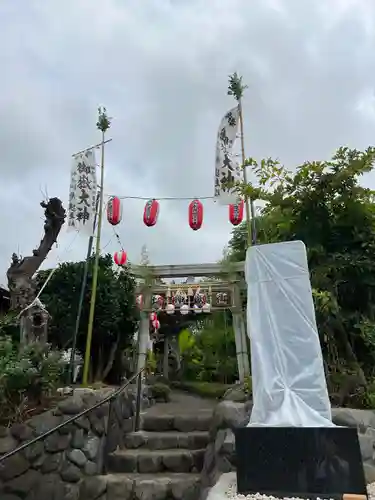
[
  {"xmin": 102, "ymin": 333, "xmax": 120, "ymax": 381},
  {"xmin": 6, "ymin": 198, "xmax": 66, "ymax": 344},
  {"xmin": 335, "ymin": 319, "xmax": 367, "ymax": 387},
  {"xmin": 95, "ymin": 347, "xmax": 104, "ymax": 382}
]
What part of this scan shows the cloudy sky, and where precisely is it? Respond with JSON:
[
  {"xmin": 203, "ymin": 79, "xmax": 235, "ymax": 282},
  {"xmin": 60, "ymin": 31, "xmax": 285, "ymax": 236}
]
[{"xmin": 0, "ymin": 0, "xmax": 374, "ymax": 286}]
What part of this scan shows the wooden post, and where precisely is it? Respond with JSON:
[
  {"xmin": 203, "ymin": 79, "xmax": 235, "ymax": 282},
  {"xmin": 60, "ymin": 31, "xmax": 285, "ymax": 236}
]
[{"xmin": 163, "ymin": 336, "xmax": 169, "ymax": 380}]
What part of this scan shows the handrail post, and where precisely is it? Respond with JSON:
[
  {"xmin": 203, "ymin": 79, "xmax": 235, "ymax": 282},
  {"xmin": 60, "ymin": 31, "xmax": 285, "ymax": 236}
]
[
  {"xmin": 134, "ymin": 372, "xmax": 142, "ymax": 432},
  {"xmin": 102, "ymin": 398, "xmax": 115, "ymax": 474}
]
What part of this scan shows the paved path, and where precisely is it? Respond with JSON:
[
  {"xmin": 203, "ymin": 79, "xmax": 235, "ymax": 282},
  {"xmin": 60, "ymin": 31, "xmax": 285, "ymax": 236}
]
[{"xmin": 144, "ymin": 390, "xmax": 216, "ymax": 415}]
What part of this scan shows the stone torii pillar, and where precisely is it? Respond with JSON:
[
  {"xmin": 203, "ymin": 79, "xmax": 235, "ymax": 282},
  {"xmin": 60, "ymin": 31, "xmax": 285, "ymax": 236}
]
[
  {"xmin": 137, "ymin": 288, "xmax": 152, "ymax": 373},
  {"xmin": 231, "ymin": 283, "xmax": 250, "ymax": 383}
]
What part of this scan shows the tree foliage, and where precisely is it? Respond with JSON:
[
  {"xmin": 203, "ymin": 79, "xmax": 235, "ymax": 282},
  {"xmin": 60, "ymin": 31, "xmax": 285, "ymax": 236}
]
[
  {"xmin": 178, "ymin": 311, "xmax": 237, "ymax": 384},
  {"xmin": 228, "ymin": 147, "xmax": 375, "ymax": 400},
  {"xmin": 36, "ymin": 253, "xmax": 138, "ymax": 382}
]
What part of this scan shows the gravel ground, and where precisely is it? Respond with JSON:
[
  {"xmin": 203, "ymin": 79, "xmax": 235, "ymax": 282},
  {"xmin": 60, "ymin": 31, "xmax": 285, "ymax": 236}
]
[
  {"xmin": 367, "ymin": 482, "xmax": 375, "ymax": 499},
  {"xmin": 211, "ymin": 474, "xmax": 374, "ymax": 500}
]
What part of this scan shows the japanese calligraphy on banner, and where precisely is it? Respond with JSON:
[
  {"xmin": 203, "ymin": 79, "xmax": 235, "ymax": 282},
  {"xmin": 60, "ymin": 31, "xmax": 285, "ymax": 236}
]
[
  {"xmin": 214, "ymin": 106, "xmax": 242, "ymax": 205},
  {"xmin": 68, "ymin": 150, "xmax": 97, "ymax": 234}
]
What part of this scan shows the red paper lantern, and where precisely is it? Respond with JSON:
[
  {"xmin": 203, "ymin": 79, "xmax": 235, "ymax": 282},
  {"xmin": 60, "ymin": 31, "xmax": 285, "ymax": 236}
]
[
  {"xmin": 107, "ymin": 196, "xmax": 122, "ymax": 226},
  {"xmin": 113, "ymin": 250, "xmax": 127, "ymax": 266},
  {"xmin": 189, "ymin": 199, "xmax": 203, "ymax": 231},
  {"xmin": 143, "ymin": 199, "xmax": 159, "ymax": 227},
  {"xmin": 229, "ymin": 200, "xmax": 244, "ymax": 226}
]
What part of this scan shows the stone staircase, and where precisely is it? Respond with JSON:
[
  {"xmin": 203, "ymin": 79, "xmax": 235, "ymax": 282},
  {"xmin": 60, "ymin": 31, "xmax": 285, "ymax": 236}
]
[{"xmin": 103, "ymin": 410, "xmax": 212, "ymax": 500}]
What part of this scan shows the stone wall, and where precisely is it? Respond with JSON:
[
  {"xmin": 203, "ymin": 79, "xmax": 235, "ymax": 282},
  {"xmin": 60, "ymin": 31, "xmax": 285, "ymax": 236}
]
[
  {"xmin": 331, "ymin": 407, "xmax": 375, "ymax": 483},
  {"xmin": 0, "ymin": 385, "xmax": 150, "ymax": 500},
  {"xmin": 200, "ymin": 402, "xmax": 375, "ymax": 499},
  {"xmin": 200, "ymin": 400, "xmax": 252, "ymax": 500}
]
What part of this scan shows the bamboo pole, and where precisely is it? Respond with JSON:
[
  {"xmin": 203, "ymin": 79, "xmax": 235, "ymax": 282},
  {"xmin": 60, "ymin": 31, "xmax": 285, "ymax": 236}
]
[
  {"xmin": 69, "ymin": 192, "xmax": 100, "ymax": 384},
  {"xmin": 228, "ymin": 72, "xmax": 257, "ymax": 246},
  {"xmin": 82, "ymin": 132, "xmax": 105, "ymax": 386},
  {"xmin": 237, "ymin": 104, "xmax": 252, "ymax": 378},
  {"xmin": 82, "ymin": 107, "xmax": 111, "ymax": 386},
  {"xmin": 228, "ymin": 73, "xmax": 252, "ymax": 380},
  {"xmin": 238, "ymin": 99, "xmax": 257, "ymax": 246},
  {"xmin": 238, "ymin": 99, "xmax": 252, "ymax": 247}
]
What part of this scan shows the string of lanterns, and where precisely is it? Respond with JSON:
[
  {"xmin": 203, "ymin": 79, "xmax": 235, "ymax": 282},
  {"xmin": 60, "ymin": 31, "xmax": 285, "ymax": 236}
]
[
  {"xmin": 109, "ymin": 195, "xmax": 228, "ymax": 338},
  {"xmin": 106, "ymin": 196, "xmax": 244, "ymax": 230},
  {"xmin": 110, "ymin": 215, "xmax": 218, "ymax": 336},
  {"xmin": 146, "ymin": 288, "xmax": 212, "ymax": 335},
  {"xmin": 136, "ymin": 287, "xmax": 212, "ymax": 316}
]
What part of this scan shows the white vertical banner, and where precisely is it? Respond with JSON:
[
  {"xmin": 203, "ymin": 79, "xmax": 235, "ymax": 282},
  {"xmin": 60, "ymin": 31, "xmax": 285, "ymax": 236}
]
[
  {"xmin": 214, "ymin": 106, "xmax": 241, "ymax": 205},
  {"xmin": 68, "ymin": 149, "xmax": 97, "ymax": 234}
]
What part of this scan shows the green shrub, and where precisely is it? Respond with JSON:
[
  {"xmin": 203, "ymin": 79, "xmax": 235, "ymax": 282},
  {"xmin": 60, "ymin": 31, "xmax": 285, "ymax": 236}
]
[
  {"xmin": 150, "ymin": 382, "xmax": 171, "ymax": 402},
  {"xmin": 364, "ymin": 391, "xmax": 375, "ymax": 409},
  {"xmin": 153, "ymin": 375, "xmax": 170, "ymax": 386},
  {"xmin": 349, "ymin": 383, "xmax": 375, "ymax": 409},
  {"xmin": 0, "ymin": 336, "xmax": 65, "ymax": 424},
  {"xmin": 243, "ymin": 375, "xmax": 252, "ymax": 395},
  {"xmin": 146, "ymin": 350, "xmax": 157, "ymax": 375},
  {"xmin": 0, "ymin": 313, "xmax": 21, "ymax": 344}
]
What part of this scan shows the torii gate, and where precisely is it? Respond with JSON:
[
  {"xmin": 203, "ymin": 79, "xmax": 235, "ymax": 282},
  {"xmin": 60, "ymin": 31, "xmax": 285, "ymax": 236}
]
[{"xmin": 131, "ymin": 261, "xmax": 250, "ymax": 383}]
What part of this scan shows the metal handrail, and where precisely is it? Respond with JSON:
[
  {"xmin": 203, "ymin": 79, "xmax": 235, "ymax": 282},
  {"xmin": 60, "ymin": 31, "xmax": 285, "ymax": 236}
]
[{"xmin": 0, "ymin": 367, "xmax": 145, "ymax": 464}]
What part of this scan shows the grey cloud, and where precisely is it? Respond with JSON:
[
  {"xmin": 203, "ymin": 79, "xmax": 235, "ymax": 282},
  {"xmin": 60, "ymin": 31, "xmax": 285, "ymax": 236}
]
[{"xmin": 0, "ymin": 0, "xmax": 374, "ymax": 286}]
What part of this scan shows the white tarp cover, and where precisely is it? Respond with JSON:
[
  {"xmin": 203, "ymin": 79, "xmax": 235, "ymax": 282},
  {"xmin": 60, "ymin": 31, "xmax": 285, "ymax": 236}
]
[{"xmin": 245, "ymin": 240, "xmax": 333, "ymax": 427}]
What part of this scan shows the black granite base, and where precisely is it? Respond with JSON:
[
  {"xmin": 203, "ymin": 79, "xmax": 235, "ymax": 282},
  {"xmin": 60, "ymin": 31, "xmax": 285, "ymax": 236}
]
[{"xmin": 235, "ymin": 426, "xmax": 367, "ymax": 499}]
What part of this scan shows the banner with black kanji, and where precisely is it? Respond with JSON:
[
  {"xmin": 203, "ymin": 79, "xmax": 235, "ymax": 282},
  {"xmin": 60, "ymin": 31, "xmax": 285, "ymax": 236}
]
[
  {"xmin": 68, "ymin": 150, "xmax": 97, "ymax": 234},
  {"xmin": 214, "ymin": 106, "xmax": 241, "ymax": 205}
]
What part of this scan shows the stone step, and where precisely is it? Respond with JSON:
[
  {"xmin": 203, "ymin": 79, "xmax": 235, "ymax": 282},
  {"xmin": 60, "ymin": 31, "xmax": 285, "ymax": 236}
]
[
  {"xmin": 141, "ymin": 412, "xmax": 212, "ymax": 432},
  {"xmin": 82, "ymin": 473, "xmax": 201, "ymax": 500},
  {"xmin": 107, "ymin": 448, "xmax": 205, "ymax": 473},
  {"xmin": 124, "ymin": 430, "xmax": 209, "ymax": 450}
]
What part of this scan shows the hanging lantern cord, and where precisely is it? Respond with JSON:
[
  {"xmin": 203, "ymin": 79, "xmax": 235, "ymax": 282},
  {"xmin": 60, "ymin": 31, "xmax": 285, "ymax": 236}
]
[
  {"xmin": 106, "ymin": 194, "xmax": 215, "ymax": 201},
  {"xmin": 112, "ymin": 228, "xmax": 126, "ymax": 253}
]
